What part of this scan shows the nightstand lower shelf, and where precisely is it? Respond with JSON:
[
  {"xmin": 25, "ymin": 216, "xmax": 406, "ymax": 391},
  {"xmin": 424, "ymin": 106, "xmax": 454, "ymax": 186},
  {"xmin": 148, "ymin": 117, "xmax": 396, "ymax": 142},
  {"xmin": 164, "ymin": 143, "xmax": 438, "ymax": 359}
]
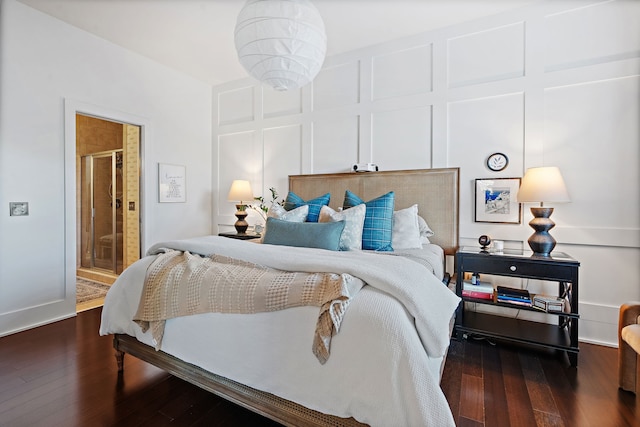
[{"xmin": 456, "ymin": 311, "xmax": 578, "ymax": 359}]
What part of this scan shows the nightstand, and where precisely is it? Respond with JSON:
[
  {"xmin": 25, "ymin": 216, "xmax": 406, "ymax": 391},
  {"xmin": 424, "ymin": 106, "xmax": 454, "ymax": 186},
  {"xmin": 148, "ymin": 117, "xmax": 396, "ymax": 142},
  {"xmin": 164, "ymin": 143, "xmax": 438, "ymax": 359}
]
[
  {"xmin": 218, "ymin": 232, "xmax": 261, "ymax": 240},
  {"xmin": 454, "ymin": 246, "xmax": 580, "ymax": 366}
]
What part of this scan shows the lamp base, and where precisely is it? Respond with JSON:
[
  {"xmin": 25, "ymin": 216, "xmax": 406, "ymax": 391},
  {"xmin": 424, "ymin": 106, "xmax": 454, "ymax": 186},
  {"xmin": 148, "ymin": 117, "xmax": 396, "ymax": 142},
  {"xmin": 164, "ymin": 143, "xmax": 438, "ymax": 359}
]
[
  {"xmin": 527, "ymin": 207, "xmax": 556, "ymax": 257},
  {"xmin": 234, "ymin": 204, "xmax": 249, "ymax": 234}
]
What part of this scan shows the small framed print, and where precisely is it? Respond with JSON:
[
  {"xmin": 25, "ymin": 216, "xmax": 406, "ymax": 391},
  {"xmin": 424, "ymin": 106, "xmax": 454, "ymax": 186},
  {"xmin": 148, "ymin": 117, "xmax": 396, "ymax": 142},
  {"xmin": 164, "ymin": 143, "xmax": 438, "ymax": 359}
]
[
  {"xmin": 158, "ymin": 163, "xmax": 186, "ymax": 203},
  {"xmin": 475, "ymin": 178, "xmax": 521, "ymax": 224}
]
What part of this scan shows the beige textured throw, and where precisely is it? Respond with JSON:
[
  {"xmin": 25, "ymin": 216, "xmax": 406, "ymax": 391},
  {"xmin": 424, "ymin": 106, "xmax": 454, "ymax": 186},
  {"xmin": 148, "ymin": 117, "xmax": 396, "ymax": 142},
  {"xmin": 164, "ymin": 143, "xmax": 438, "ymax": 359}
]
[{"xmin": 134, "ymin": 249, "xmax": 362, "ymax": 364}]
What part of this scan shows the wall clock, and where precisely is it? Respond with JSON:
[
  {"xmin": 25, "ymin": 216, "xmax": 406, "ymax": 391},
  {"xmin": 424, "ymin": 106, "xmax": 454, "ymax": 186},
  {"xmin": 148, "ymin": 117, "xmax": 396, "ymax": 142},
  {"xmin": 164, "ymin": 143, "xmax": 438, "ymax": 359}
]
[{"xmin": 487, "ymin": 152, "xmax": 508, "ymax": 171}]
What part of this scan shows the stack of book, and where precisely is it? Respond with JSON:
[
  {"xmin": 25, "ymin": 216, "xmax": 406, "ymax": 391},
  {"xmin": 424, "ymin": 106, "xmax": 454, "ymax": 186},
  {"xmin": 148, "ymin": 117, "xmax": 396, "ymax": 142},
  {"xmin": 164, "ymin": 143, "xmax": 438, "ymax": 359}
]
[
  {"xmin": 462, "ymin": 282, "xmax": 494, "ymax": 300},
  {"xmin": 533, "ymin": 294, "xmax": 565, "ymax": 312},
  {"xmin": 496, "ymin": 286, "xmax": 532, "ymax": 306}
]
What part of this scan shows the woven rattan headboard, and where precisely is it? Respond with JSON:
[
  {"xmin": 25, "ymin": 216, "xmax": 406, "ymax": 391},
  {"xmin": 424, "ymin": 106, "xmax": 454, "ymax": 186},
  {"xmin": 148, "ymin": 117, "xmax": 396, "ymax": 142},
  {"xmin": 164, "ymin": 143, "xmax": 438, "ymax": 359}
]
[{"xmin": 289, "ymin": 168, "xmax": 459, "ymax": 255}]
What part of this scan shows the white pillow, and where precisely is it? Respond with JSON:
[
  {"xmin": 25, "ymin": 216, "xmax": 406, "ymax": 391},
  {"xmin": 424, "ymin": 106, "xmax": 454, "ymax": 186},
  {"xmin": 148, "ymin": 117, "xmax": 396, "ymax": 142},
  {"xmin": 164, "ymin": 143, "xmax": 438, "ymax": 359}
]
[
  {"xmin": 392, "ymin": 204, "xmax": 422, "ymax": 250},
  {"xmin": 267, "ymin": 203, "xmax": 308, "ymax": 222},
  {"xmin": 417, "ymin": 214, "xmax": 434, "ymax": 244},
  {"xmin": 319, "ymin": 204, "xmax": 366, "ymax": 251}
]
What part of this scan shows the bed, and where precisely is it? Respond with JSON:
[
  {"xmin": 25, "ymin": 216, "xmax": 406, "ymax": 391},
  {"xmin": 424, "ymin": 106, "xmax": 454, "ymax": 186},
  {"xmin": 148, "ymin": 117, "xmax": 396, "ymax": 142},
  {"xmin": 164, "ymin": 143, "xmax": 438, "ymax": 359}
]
[{"xmin": 100, "ymin": 167, "xmax": 460, "ymax": 426}]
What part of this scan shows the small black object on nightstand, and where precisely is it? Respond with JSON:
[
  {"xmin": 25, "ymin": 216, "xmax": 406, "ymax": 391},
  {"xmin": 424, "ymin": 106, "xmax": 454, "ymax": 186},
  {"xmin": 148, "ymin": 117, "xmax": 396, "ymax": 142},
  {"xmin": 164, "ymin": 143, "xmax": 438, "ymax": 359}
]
[{"xmin": 478, "ymin": 234, "xmax": 491, "ymax": 250}]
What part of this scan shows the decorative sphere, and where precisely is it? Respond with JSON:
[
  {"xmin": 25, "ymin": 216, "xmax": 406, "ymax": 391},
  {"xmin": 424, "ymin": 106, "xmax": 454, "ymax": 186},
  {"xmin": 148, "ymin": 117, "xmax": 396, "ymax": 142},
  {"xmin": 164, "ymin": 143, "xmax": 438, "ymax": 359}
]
[{"xmin": 479, "ymin": 235, "xmax": 491, "ymax": 248}]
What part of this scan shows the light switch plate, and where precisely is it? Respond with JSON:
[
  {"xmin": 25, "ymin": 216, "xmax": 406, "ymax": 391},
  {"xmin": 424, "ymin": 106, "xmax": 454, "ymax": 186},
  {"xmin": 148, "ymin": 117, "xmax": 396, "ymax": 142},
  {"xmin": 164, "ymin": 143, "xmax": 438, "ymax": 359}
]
[{"xmin": 10, "ymin": 202, "xmax": 29, "ymax": 216}]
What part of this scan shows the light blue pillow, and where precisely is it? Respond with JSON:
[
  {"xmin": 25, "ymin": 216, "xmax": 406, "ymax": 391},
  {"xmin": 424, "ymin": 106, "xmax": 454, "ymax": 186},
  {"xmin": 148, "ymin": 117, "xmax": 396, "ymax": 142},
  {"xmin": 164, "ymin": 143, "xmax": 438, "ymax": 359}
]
[
  {"xmin": 343, "ymin": 190, "xmax": 395, "ymax": 251},
  {"xmin": 283, "ymin": 192, "xmax": 330, "ymax": 223},
  {"xmin": 262, "ymin": 217, "xmax": 345, "ymax": 251}
]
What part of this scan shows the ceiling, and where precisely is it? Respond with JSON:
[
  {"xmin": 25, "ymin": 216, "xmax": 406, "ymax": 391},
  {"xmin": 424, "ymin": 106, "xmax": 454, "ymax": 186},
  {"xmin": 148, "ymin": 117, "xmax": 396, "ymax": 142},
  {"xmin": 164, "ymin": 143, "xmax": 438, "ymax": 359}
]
[{"xmin": 17, "ymin": 0, "xmax": 540, "ymax": 86}]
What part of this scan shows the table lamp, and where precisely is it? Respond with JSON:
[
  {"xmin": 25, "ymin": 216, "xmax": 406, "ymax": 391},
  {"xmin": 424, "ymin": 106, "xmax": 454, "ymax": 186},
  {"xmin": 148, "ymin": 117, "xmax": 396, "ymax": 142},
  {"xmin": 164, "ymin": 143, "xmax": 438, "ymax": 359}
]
[
  {"xmin": 517, "ymin": 166, "xmax": 570, "ymax": 256},
  {"xmin": 227, "ymin": 180, "xmax": 254, "ymax": 234}
]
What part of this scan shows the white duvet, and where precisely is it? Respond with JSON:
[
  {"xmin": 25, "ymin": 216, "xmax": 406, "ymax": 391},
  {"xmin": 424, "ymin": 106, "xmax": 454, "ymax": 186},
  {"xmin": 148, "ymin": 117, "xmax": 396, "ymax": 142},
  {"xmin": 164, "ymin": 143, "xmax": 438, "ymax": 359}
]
[{"xmin": 100, "ymin": 236, "xmax": 460, "ymax": 427}]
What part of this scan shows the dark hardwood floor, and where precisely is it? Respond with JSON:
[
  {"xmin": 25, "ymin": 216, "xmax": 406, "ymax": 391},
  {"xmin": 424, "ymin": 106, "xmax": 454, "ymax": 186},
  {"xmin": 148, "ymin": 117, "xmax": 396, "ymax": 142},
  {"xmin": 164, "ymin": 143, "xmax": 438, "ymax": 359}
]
[
  {"xmin": 0, "ymin": 308, "xmax": 637, "ymax": 426},
  {"xmin": 441, "ymin": 336, "xmax": 638, "ymax": 427}
]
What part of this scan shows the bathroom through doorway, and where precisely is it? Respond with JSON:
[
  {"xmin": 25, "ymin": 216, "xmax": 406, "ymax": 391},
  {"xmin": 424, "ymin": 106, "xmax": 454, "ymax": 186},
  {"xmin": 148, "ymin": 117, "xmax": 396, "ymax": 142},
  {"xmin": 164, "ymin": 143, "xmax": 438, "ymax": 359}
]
[{"xmin": 75, "ymin": 114, "xmax": 140, "ymax": 294}]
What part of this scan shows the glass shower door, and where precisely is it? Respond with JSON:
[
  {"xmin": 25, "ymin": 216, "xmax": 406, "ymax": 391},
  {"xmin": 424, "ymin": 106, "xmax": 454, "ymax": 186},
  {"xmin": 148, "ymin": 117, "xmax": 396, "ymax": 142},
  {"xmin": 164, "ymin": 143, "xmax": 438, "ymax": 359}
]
[
  {"xmin": 93, "ymin": 154, "xmax": 116, "ymax": 271},
  {"xmin": 80, "ymin": 152, "xmax": 123, "ymax": 274}
]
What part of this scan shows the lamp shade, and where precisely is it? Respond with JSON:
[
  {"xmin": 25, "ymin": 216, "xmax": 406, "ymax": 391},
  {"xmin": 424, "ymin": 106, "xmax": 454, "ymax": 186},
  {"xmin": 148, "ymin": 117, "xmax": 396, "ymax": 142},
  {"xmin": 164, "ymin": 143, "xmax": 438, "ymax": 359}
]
[
  {"xmin": 227, "ymin": 180, "xmax": 254, "ymax": 203},
  {"xmin": 234, "ymin": 0, "xmax": 327, "ymax": 91},
  {"xmin": 517, "ymin": 167, "xmax": 570, "ymax": 204}
]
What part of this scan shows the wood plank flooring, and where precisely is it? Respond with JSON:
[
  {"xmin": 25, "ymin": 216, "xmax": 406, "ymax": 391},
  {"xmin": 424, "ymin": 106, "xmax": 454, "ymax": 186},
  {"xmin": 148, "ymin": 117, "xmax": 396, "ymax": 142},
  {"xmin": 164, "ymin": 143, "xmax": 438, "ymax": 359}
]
[
  {"xmin": 441, "ymin": 336, "xmax": 639, "ymax": 426},
  {"xmin": 0, "ymin": 308, "xmax": 637, "ymax": 426}
]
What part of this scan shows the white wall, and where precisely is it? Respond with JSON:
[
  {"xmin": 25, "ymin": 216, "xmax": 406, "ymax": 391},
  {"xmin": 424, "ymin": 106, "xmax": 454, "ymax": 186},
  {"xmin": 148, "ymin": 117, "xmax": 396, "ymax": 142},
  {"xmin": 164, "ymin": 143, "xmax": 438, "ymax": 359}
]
[
  {"xmin": 212, "ymin": 0, "xmax": 640, "ymax": 346},
  {"xmin": 0, "ymin": 0, "xmax": 212, "ymax": 336}
]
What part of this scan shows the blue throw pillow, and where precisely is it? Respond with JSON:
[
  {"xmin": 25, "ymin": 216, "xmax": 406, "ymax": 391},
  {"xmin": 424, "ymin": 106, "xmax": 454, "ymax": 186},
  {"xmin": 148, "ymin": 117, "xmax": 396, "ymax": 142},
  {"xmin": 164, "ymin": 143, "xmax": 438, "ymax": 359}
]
[
  {"xmin": 283, "ymin": 192, "xmax": 330, "ymax": 223},
  {"xmin": 262, "ymin": 217, "xmax": 345, "ymax": 251},
  {"xmin": 343, "ymin": 190, "xmax": 395, "ymax": 251}
]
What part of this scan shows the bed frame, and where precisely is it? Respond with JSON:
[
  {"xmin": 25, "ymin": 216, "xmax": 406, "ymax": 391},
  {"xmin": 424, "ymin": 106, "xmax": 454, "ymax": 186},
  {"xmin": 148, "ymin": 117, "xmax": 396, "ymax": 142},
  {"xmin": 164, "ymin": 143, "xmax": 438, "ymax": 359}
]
[
  {"xmin": 113, "ymin": 334, "xmax": 365, "ymax": 426},
  {"xmin": 113, "ymin": 167, "xmax": 459, "ymax": 427}
]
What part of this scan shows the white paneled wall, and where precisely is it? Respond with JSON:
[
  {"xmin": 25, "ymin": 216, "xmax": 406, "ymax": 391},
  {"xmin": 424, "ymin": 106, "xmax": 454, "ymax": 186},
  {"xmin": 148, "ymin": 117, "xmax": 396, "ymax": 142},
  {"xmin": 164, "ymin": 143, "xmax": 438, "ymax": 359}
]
[
  {"xmin": 263, "ymin": 88, "xmax": 302, "ymax": 119},
  {"xmin": 218, "ymin": 86, "xmax": 254, "ymax": 125},
  {"xmin": 544, "ymin": 1, "xmax": 640, "ymax": 72},
  {"xmin": 314, "ymin": 61, "xmax": 361, "ymax": 109},
  {"xmin": 372, "ymin": 44, "xmax": 432, "ymax": 99},
  {"xmin": 213, "ymin": 0, "xmax": 640, "ymax": 346},
  {"xmin": 313, "ymin": 117, "xmax": 359, "ymax": 174},
  {"xmin": 372, "ymin": 107, "xmax": 432, "ymax": 170},
  {"xmin": 263, "ymin": 125, "xmax": 303, "ymax": 193},
  {"xmin": 544, "ymin": 77, "xmax": 639, "ymax": 234},
  {"xmin": 448, "ymin": 93, "xmax": 525, "ymax": 227},
  {"xmin": 447, "ymin": 23, "xmax": 525, "ymax": 88}
]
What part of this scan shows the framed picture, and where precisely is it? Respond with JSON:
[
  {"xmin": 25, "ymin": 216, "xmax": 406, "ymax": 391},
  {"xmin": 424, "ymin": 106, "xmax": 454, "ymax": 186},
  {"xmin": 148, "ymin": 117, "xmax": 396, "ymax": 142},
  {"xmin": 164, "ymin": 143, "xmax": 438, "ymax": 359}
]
[
  {"xmin": 474, "ymin": 178, "xmax": 521, "ymax": 224},
  {"xmin": 158, "ymin": 163, "xmax": 186, "ymax": 203}
]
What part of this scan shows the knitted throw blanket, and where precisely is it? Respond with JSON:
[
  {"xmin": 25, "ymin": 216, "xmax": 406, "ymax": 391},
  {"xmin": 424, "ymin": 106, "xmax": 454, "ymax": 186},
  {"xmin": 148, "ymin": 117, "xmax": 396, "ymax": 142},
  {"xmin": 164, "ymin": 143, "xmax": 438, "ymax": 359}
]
[{"xmin": 133, "ymin": 249, "xmax": 362, "ymax": 364}]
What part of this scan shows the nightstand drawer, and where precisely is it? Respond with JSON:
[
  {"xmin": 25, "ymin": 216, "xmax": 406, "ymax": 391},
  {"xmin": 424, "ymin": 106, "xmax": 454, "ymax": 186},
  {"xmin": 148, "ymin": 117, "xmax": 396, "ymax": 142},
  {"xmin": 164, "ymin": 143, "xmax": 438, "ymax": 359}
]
[{"xmin": 461, "ymin": 256, "xmax": 575, "ymax": 281}]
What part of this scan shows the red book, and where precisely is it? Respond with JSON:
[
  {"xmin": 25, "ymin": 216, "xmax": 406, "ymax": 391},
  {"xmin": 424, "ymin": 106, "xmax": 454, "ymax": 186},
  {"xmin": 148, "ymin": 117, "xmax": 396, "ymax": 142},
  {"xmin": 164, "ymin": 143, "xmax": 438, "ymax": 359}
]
[{"xmin": 462, "ymin": 289, "xmax": 494, "ymax": 300}]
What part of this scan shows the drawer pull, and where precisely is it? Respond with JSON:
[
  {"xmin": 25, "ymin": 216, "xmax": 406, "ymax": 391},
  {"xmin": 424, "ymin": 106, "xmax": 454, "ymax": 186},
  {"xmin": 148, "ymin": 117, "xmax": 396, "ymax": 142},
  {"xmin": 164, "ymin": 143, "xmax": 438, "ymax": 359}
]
[{"xmin": 510, "ymin": 265, "xmax": 517, "ymax": 271}]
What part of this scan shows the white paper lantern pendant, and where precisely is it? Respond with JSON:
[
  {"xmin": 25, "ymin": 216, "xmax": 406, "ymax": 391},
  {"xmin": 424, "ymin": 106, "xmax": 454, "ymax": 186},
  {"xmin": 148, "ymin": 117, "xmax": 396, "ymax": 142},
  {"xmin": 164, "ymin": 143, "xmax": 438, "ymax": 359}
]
[{"xmin": 235, "ymin": 0, "xmax": 327, "ymax": 91}]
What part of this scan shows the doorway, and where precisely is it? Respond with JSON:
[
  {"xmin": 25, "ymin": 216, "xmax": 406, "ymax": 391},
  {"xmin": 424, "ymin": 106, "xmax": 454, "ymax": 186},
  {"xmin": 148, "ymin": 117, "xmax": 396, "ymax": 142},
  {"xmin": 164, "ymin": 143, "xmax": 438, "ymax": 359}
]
[{"xmin": 75, "ymin": 114, "xmax": 141, "ymax": 300}]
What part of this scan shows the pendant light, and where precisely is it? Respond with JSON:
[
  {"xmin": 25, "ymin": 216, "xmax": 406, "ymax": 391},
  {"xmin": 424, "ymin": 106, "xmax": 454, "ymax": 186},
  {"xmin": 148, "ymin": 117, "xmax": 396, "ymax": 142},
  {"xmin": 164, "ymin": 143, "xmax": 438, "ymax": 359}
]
[{"xmin": 234, "ymin": 0, "xmax": 327, "ymax": 91}]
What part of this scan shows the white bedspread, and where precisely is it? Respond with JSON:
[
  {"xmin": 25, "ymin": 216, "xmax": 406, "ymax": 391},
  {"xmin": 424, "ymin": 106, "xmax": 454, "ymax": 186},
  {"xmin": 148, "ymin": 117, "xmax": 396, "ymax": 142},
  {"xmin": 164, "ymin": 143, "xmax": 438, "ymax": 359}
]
[{"xmin": 100, "ymin": 236, "xmax": 460, "ymax": 426}]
